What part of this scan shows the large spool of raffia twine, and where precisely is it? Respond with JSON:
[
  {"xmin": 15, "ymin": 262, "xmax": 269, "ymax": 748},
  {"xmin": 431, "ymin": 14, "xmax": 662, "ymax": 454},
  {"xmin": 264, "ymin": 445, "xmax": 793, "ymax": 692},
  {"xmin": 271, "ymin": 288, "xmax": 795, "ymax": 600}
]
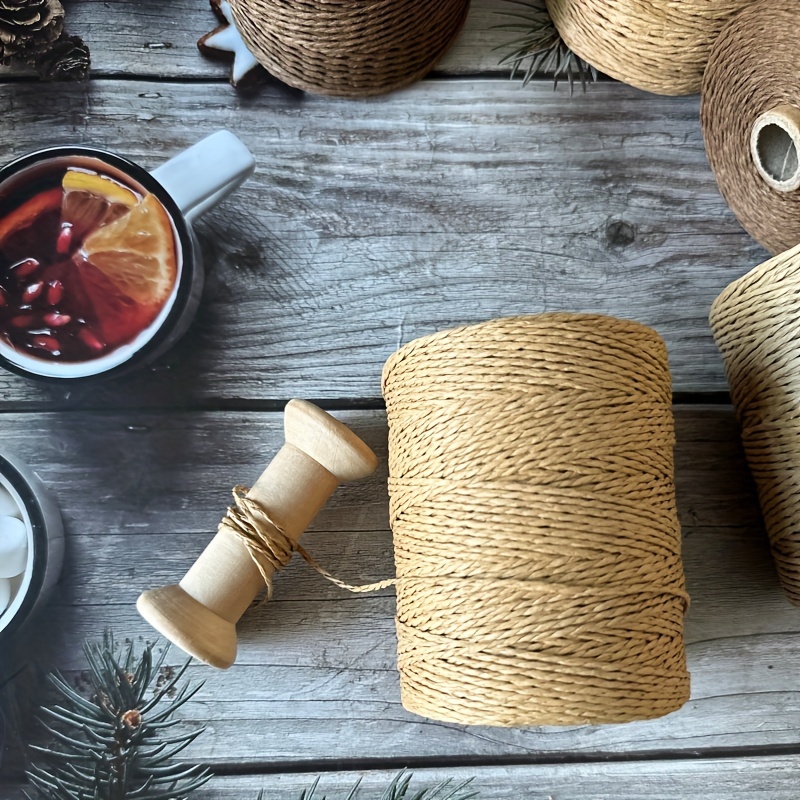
[
  {"xmin": 701, "ymin": 0, "xmax": 800, "ymax": 255},
  {"xmin": 710, "ymin": 243, "xmax": 800, "ymax": 605},
  {"xmin": 382, "ymin": 314, "xmax": 690, "ymax": 726},
  {"xmin": 228, "ymin": 0, "xmax": 470, "ymax": 98},
  {"xmin": 545, "ymin": 0, "xmax": 751, "ymax": 95}
]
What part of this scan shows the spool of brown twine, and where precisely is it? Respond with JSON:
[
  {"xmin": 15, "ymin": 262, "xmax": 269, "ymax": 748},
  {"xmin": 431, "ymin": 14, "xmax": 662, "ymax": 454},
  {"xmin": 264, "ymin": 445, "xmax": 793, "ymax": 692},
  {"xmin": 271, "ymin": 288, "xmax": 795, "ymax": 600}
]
[
  {"xmin": 381, "ymin": 314, "xmax": 690, "ymax": 726},
  {"xmin": 701, "ymin": 0, "xmax": 800, "ymax": 255},
  {"xmin": 228, "ymin": 0, "xmax": 470, "ymax": 98},
  {"xmin": 710, "ymin": 243, "xmax": 800, "ymax": 605},
  {"xmin": 545, "ymin": 0, "xmax": 749, "ymax": 96}
]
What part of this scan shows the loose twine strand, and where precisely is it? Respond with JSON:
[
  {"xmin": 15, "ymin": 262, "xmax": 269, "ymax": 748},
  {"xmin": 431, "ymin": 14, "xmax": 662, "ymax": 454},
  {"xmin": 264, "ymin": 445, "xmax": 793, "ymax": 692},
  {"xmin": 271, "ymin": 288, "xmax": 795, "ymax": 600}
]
[
  {"xmin": 700, "ymin": 0, "xmax": 800, "ymax": 255},
  {"xmin": 710, "ymin": 242, "xmax": 800, "ymax": 606},
  {"xmin": 546, "ymin": 0, "xmax": 751, "ymax": 95},
  {"xmin": 381, "ymin": 314, "xmax": 690, "ymax": 727},
  {"xmin": 219, "ymin": 486, "xmax": 395, "ymax": 604}
]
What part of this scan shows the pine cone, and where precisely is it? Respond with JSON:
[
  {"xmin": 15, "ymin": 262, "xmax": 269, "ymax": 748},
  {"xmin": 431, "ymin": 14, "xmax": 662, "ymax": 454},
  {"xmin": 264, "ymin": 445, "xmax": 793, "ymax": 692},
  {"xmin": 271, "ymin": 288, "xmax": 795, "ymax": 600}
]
[
  {"xmin": 0, "ymin": 0, "xmax": 64, "ymax": 64},
  {"xmin": 35, "ymin": 32, "xmax": 89, "ymax": 79}
]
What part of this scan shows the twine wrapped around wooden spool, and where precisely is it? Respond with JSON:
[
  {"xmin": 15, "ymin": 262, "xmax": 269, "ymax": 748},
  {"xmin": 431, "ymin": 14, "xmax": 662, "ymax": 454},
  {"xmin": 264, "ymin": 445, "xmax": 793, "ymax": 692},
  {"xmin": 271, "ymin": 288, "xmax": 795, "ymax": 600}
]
[
  {"xmin": 710, "ymin": 243, "xmax": 800, "ymax": 605},
  {"xmin": 228, "ymin": 0, "xmax": 470, "ymax": 98},
  {"xmin": 701, "ymin": 0, "xmax": 800, "ymax": 255},
  {"xmin": 381, "ymin": 314, "xmax": 690, "ymax": 726},
  {"xmin": 545, "ymin": 0, "xmax": 750, "ymax": 96}
]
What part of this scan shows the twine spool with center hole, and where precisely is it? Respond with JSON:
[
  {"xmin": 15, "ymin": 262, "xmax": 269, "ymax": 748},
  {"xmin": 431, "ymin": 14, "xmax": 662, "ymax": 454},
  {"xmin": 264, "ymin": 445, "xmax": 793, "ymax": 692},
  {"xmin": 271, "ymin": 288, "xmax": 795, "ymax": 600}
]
[
  {"xmin": 545, "ymin": 0, "xmax": 750, "ymax": 96},
  {"xmin": 227, "ymin": 0, "xmax": 470, "ymax": 98},
  {"xmin": 701, "ymin": 0, "xmax": 800, "ymax": 254},
  {"xmin": 381, "ymin": 314, "xmax": 690, "ymax": 726},
  {"xmin": 710, "ymin": 242, "xmax": 800, "ymax": 605}
]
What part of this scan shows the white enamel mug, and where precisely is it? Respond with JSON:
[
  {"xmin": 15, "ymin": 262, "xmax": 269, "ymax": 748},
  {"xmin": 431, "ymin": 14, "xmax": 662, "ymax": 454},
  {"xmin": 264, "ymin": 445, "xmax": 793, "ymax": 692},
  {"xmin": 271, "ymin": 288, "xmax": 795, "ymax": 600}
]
[{"xmin": 0, "ymin": 130, "xmax": 255, "ymax": 381}]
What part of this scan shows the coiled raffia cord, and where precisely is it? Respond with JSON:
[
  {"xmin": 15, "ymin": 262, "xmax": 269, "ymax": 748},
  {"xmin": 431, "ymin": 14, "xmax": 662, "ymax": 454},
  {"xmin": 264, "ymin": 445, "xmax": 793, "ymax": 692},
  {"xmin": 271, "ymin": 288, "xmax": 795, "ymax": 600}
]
[
  {"xmin": 710, "ymin": 243, "xmax": 800, "ymax": 606},
  {"xmin": 221, "ymin": 314, "xmax": 690, "ymax": 727},
  {"xmin": 382, "ymin": 314, "xmax": 689, "ymax": 726},
  {"xmin": 546, "ymin": 0, "xmax": 751, "ymax": 95}
]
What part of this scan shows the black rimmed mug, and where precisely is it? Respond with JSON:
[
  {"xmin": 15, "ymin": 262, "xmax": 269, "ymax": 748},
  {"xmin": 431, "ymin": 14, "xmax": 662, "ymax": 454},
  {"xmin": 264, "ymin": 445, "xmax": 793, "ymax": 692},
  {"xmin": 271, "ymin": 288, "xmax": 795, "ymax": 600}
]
[{"xmin": 0, "ymin": 130, "xmax": 255, "ymax": 381}]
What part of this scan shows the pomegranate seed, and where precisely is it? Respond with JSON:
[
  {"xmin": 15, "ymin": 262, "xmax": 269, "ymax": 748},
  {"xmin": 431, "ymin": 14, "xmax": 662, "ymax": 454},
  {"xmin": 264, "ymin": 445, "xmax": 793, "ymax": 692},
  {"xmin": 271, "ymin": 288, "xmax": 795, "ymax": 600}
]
[
  {"xmin": 56, "ymin": 223, "xmax": 73, "ymax": 254},
  {"xmin": 31, "ymin": 335, "xmax": 61, "ymax": 354},
  {"xmin": 0, "ymin": 288, "xmax": 6, "ymax": 307},
  {"xmin": 46, "ymin": 280, "xmax": 64, "ymax": 306},
  {"xmin": 78, "ymin": 328, "xmax": 105, "ymax": 352},
  {"xmin": 9, "ymin": 315, "xmax": 34, "ymax": 328},
  {"xmin": 44, "ymin": 312, "xmax": 71, "ymax": 327},
  {"xmin": 22, "ymin": 281, "xmax": 44, "ymax": 303},
  {"xmin": 10, "ymin": 258, "xmax": 39, "ymax": 278}
]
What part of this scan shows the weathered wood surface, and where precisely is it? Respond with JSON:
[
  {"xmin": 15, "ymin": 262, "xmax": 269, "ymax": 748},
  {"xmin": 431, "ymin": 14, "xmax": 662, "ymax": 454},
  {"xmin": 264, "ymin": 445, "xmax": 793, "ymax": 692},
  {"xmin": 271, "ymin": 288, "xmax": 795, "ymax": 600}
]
[
  {"xmin": 0, "ymin": 79, "xmax": 764, "ymax": 408},
  {"xmin": 0, "ymin": 0, "xmax": 791, "ymax": 791},
  {"xmin": 138, "ymin": 757, "xmax": 800, "ymax": 800},
  {"xmin": 5, "ymin": 407, "xmax": 800, "ymax": 770},
  {"xmin": 0, "ymin": 0, "xmax": 515, "ymax": 80},
  {"xmin": 6, "ymin": 756, "xmax": 800, "ymax": 800}
]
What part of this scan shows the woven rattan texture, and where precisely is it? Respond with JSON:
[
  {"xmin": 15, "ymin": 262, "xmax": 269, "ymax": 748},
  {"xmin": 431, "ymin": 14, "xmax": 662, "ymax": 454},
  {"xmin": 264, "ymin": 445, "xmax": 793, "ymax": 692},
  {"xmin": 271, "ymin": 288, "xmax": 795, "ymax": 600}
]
[
  {"xmin": 546, "ymin": 0, "xmax": 750, "ymax": 96},
  {"xmin": 381, "ymin": 314, "xmax": 690, "ymax": 727},
  {"xmin": 710, "ymin": 243, "xmax": 800, "ymax": 605},
  {"xmin": 228, "ymin": 0, "xmax": 470, "ymax": 98},
  {"xmin": 701, "ymin": 0, "xmax": 800, "ymax": 255}
]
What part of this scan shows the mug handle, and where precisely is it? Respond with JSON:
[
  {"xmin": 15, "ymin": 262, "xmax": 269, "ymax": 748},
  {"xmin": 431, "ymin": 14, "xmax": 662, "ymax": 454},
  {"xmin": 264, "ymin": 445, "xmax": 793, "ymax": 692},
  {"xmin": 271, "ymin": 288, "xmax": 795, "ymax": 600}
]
[{"xmin": 150, "ymin": 130, "xmax": 255, "ymax": 222}]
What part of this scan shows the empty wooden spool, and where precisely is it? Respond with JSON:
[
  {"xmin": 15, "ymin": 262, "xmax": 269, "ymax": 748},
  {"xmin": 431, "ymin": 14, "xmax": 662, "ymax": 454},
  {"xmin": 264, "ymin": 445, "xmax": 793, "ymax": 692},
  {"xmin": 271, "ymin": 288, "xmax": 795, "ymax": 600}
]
[{"xmin": 137, "ymin": 399, "xmax": 378, "ymax": 668}]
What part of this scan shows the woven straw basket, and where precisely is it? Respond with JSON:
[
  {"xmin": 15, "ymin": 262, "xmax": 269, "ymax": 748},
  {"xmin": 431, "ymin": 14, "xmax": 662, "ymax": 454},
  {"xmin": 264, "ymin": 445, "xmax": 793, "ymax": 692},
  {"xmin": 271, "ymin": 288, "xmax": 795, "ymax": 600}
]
[
  {"xmin": 228, "ymin": 0, "xmax": 471, "ymax": 98},
  {"xmin": 710, "ymin": 243, "xmax": 800, "ymax": 605}
]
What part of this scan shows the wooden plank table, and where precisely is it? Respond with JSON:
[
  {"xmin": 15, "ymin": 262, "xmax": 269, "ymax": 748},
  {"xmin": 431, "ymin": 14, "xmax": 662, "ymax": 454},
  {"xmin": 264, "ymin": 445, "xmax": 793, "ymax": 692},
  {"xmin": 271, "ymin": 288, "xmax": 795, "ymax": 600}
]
[{"xmin": 1, "ymin": 1, "xmax": 799, "ymax": 796}]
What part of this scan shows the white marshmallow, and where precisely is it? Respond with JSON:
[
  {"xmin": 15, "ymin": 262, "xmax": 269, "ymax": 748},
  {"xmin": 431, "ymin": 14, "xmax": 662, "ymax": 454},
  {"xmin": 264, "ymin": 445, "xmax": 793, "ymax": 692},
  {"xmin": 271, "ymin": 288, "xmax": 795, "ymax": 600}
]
[
  {"xmin": 0, "ymin": 485, "xmax": 21, "ymax": 519},
  {"xmin": 0, "ymin": 515, "xmax": 28, "ymax": 578},
  {"xmin": 0, "ymin": 577, "xmax": 10, "ymax": 614}
]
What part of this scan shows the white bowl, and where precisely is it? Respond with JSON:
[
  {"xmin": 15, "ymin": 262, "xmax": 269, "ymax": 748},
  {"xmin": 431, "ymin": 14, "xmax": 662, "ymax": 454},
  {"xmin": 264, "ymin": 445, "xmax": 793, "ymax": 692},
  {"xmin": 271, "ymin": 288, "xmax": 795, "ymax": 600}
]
[{"xmin": 0, "ymin": 448, "xmax": 63, "ymax": 641}]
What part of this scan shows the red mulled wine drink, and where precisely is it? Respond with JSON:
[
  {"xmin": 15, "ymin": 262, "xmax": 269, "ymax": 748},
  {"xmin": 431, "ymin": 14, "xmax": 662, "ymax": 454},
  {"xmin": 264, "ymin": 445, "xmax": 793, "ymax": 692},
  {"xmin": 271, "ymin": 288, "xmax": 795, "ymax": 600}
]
[
  {"xmin": 0, "ymin": 161, "xmax": 179, "ymax": 367},
  {"xmin": 0, "ymin": 134, "xmax": 254, "ymax": 381}
]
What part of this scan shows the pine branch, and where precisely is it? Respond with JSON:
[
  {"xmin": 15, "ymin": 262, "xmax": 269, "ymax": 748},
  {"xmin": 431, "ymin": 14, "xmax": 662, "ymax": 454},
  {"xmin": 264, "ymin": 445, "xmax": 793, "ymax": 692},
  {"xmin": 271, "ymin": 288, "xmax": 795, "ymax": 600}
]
[
  {"xmin": 494, "ymin": 0, "xmax": 597, "ymax": 93},
  {"xmin": 24, "ymin": 630, "xmax": 212, "ymax": 800},
  {"xmin": 258, "ymin": 771, "xmax": 479, "ymax": 800}
]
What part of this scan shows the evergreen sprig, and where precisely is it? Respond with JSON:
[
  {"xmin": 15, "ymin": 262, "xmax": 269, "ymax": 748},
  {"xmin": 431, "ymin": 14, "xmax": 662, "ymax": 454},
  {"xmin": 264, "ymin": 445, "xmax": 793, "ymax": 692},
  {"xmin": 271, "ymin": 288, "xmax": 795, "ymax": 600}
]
[
  {"xmin": 495, "ymin": 0, "xmax": 597, "ymax": 92},
  {"xmin": 25, "ymin": 631, "xmax": 211, "ymax": 800},
  {"xmin": 259, "ymin": 771, "xmax": 478, "ymax": 800}
]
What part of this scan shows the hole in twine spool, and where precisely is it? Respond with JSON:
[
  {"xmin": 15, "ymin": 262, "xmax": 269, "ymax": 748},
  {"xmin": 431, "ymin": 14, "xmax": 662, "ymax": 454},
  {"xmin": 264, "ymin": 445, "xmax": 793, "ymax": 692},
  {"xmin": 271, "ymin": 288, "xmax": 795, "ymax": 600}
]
[
  {"xmin": 751, "ymin": 106, "xmax": 800, "ymax": 192},
  {"xmin": 381, "ymin": 314, "xmax": 691, "ymax": 728}
]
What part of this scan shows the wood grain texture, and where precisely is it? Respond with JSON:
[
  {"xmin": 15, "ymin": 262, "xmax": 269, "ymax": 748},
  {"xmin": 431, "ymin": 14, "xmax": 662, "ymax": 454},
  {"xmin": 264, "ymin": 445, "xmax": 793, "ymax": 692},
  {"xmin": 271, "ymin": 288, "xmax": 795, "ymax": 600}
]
[
  {"xmin": 5, "ymin": 406, "xmax": 799, "ymax": 769},
  {"xmin": 6, "ymin": 756, "xmax": 800, "ymax": 799},
  {"xmin": 0, "ymin": 79, "xmax": 764, "ymax": 408},
  {"xmin": 0, "ymin": 0, "xmax": 513, "ymax": 81}
]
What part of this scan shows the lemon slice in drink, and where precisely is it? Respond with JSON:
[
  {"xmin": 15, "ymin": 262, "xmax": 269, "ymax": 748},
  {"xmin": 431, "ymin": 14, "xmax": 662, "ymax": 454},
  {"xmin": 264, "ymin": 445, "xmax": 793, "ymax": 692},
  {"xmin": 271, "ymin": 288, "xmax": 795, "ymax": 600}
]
[
  {"xmin": 80, "ymin": 193, "xmax": 178, "ymax": 306},
  {"xmin": 61, "ymin": 169, "xmax": 138, "ymax": 243}
]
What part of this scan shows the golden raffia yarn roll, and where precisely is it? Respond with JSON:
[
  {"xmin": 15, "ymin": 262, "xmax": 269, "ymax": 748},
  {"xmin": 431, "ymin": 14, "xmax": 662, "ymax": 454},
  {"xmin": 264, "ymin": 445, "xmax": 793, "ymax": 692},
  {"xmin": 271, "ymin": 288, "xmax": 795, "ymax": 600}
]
[
  {"xmin": 701, "ymin": 0, "xmax": 800, "ymax": 255},
  {"xmin": 382, "ymin": 314, "xmax": 690, "ymax": 727},
  {"xmin": 710, "ymin": 243, "xmax": 800, "ymax": 605},
  {"xmin": 228, "ymin": 0, "xmax": 470, "ymax": 98},
  {"xmin": 546, "ymin": 0, "xmax": 751, "ymax": 96}
]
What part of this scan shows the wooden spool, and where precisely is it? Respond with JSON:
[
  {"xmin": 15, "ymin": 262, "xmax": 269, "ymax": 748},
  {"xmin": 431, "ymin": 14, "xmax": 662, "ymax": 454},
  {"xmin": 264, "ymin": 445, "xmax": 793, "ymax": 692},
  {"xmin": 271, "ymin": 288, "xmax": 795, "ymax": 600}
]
[{"xmin": 137, "ymin": 400, "xmax": 378, "ymax": 669}]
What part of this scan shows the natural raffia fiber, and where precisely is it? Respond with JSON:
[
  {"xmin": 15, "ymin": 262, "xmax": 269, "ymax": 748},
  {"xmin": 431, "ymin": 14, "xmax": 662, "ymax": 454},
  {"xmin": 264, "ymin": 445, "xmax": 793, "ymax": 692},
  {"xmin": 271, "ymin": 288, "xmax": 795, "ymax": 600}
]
[
  {"xmin": 221, "ymin": 487, "xmax": 395, "ymax": 602},
  {"xmin": 381, "ymin": 314, "xmax": 690, "ymax": 727},
  {"xmin": 701, "ymin": 0, "xmax": 800, "ymax": 255},
  {"xmin": 546, "ymin": 0, "xmax": 750, "ymax": 96},
  {"xmin": 710, "ymin": 243, "xmax": 800, "ymax": 605},
  {"xmin": 228, "ymin": 0, "xmax": 470, "ymax": 98}
]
